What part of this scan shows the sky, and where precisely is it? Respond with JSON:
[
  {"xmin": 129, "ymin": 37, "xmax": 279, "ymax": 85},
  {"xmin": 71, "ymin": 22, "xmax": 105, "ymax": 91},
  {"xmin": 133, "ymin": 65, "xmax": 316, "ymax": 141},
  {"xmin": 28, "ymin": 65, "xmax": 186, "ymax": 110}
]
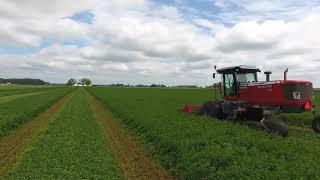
[{"xmin": 1, "ymin": 0, "xmax": 320, "ymax": 86}]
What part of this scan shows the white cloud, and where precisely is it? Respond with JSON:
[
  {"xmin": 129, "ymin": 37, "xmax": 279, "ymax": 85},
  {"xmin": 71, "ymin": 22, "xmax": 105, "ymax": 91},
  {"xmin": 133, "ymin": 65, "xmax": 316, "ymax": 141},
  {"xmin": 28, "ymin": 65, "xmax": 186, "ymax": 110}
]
[
  {"xmin": 1, "ymin": 0, "xmax": 320, "ymax": 86},
  {"xmin": 0, "ymin": 0, "xmax": 93, "ymax": 47}
]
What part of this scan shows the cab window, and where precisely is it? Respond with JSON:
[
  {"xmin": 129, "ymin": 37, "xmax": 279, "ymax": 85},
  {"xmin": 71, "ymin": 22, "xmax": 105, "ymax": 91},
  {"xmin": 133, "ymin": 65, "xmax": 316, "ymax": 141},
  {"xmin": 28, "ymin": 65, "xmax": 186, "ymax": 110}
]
[
  {"xmin": 236, "ymin": 73, "xmax": 256, "ymax": 83},
  {"xmin": 224, "ymin": 73, "xmax": 236, "ymax": 96}
]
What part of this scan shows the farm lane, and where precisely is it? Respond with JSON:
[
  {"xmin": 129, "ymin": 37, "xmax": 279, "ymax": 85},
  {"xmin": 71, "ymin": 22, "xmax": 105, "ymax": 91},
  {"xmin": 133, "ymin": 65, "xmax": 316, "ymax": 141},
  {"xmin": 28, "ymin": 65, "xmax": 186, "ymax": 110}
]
[
  {"xmin": 0, "ymin": 89, "xmax": 75, "ymax": 177},
  {"xmin": 86, "ymin": 90, "xmax": 174, "ymax": 180}
]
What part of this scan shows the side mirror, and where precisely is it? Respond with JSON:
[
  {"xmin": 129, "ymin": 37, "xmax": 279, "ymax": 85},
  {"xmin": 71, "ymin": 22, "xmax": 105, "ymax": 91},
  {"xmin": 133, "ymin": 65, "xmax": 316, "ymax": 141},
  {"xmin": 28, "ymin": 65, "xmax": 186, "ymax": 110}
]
[{"xmin": 212, "ymin": 73, "xmax": 216, "ymax": 79}]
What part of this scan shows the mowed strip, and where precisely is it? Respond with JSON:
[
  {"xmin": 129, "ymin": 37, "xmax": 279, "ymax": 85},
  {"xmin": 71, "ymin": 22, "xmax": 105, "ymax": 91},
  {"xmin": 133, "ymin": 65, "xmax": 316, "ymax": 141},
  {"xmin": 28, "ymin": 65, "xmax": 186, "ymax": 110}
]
[
  {"xmin": 0, "ymin": 91, "xmax": 44, "ymax": 104},
  {"xmin": 86, "ymin": 91, "xmax": 173, "ymax": 180},
  {"xmin": 0, "ymin": 88, "xmax": 49, "ymax": 97},
  {"xmin": 6, "ymin": 89, "xmax": 123, "ymax": 179},
  {"xmin": 0, "ymin": 89, "xmax": 75, "ymax": 177},
  {"xmin": 0, "ymin": 87, "xmax": 71, "ymax": 138}
]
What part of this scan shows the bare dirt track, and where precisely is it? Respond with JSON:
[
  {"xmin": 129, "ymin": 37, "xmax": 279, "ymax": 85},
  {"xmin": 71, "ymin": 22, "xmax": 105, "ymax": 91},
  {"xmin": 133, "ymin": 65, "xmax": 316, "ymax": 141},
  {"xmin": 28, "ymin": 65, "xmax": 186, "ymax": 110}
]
[
  {"xmin": 86, "ymin": 92, "xmax": 174, "ymax": 180},
  {"xmin": 0, "ymin": 90, "xmax": 75, "ymax": 177}
]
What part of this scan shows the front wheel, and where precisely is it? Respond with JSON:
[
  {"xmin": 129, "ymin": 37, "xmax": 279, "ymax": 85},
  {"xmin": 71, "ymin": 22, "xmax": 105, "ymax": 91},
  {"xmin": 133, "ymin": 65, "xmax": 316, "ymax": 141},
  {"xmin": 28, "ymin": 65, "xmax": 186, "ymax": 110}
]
[
  {"xmin": 261, "ymin": 117, "xmax": 289, "ymax": 137},
  {"xmin": 201, "ymin": 101, "xmax": 223, "ymax": 119},
  {"xmin": 312, "ymin": 115, "xmax": 320, "ymax": 133}
]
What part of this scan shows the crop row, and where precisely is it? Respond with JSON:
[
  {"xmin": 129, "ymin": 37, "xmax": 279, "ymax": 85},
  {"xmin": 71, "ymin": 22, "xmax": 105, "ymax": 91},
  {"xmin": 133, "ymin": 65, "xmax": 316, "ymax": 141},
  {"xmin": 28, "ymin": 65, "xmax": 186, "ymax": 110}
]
[
  {"xmin": 0, "ymin": 87, "xmax": 72, "ymax": 138},
  {"xmin": 88, "ymin": 87, "xmax": 320, "ymax": 179},
  {"xmin": 6, "ymin": 89, "xmax": 122, "ymax": 179}
]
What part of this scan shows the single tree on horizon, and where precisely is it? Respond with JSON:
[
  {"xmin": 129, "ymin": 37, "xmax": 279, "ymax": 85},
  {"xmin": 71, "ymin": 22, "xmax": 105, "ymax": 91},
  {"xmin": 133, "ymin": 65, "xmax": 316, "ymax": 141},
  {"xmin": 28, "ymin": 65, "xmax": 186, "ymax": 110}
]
[
  {"xmin": 80, "ymin": 78, "xmax": 92, "ymax": 86},
  {"xmin": 66, "ymin": 78, "xmax": 77, "ymax": 86}
]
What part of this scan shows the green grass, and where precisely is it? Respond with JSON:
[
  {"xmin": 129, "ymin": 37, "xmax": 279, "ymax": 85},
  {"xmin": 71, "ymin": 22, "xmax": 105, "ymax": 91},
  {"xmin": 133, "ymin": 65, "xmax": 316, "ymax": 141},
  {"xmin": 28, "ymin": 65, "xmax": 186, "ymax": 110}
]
[
  {"xmin": 0, "ymin": 85, "xmax": 55, "ymax": 90},
  {"xmin": 0, "ymin": 87, "xmax": 72, "ymax": 138},
  {"xmin": 88, "ymin": 87, "xmax": 320, "ymax": 179},
  {"xmin": 0, "ymin": 86, "xmax": 63, "ymax": 97},
  {"xmin": 6, "ymin": 89, "xmax": 122, "ymax": 179},
  {"xmin": 0, "ymin": 85, "xmax": 56, "ymax": 95},
  {"xmin": 0, "ymin": 91, "xmax": 44, "ymax": 104}
]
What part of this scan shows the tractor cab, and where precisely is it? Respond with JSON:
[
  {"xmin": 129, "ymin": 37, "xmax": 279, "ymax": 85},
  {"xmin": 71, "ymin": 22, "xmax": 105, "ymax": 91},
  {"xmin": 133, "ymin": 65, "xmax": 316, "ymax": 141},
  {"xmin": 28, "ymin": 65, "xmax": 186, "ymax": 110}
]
[{"xmin": 215, "ymin": 65, "xmax": 260, "ymax": 100}]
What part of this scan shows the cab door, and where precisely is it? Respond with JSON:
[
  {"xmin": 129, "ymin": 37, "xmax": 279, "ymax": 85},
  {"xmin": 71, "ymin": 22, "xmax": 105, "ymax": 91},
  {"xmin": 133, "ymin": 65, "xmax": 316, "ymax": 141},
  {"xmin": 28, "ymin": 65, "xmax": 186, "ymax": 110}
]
[{"xmin": 223, "ymin": 73, "xmax": 237, "ymax": 101}]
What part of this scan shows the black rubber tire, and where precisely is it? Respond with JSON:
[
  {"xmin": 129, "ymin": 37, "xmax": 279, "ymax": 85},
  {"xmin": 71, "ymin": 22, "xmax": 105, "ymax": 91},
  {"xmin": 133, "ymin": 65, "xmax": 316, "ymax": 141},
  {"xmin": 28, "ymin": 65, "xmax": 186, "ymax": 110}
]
[
  {"xmin": 202, "ymin": 101, "xmax": 223, "ymax": 119},
  {"xmin": 262, "ymin": 117, "xmax": 288, "ymax": 137},
  {"xmin": 312, "ymin": 115, "xmax": 320, "ymax": 133}
]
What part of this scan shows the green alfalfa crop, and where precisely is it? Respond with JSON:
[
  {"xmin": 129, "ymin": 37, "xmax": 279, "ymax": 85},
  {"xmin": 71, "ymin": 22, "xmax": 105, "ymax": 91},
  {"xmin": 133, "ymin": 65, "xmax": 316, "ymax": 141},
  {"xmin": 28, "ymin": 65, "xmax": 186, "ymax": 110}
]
[
  {"xmin": 88, "ymin": 87, "xmax": 320, "ymax": 179},
  {"xmin": 0, "ymin": 87, "xmax": 71, "ymax": 138},
  {"xmin": 7, "ymin": 89, "xmax": 123, "ymax": 179}
]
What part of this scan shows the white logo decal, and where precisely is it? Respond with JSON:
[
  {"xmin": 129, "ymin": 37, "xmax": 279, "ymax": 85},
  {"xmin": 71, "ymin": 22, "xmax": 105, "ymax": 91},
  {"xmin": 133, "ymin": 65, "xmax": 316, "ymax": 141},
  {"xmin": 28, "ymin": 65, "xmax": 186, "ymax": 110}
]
[{"xmin": 293, "ymin": 92, "xmax": 301, "ymax": 100}]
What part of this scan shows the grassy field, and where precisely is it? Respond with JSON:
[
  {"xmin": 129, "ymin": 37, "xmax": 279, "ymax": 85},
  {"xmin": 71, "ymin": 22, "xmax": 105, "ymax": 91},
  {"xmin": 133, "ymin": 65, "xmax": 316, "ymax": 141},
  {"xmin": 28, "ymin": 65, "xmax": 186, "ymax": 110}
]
[
  {"xmin": 6, "ymin": 89, "xmax": 122, "ymax": 179},
  {"xmin": 0, "ymin": 87, "xmax": 169, "ymax": 179},
  {"xmin": 0, "ymin": 87, "xmax": 71, "ymax": 138},
  {"xmin": 88, "ymin": 87, "xmax": 320, "ymax": 179},
  {"xmin": 0, "ymin": 85, "xmax": 57, "ymax": 96},
  {"xmin": 1, "ymin": 86, "xmax": 320, "ymax": 179}
]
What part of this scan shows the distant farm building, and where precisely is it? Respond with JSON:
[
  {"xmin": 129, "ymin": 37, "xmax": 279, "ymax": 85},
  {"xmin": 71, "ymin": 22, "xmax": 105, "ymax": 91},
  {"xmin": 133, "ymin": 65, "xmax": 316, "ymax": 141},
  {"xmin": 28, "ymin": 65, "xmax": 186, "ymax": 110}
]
[
  {"xmin": 74, "ymin": 83, "xmax": 83, "ymax": 87},
  {"xmin": 73, "ymin": 83, "xmax": 93, "ymax": 87}
]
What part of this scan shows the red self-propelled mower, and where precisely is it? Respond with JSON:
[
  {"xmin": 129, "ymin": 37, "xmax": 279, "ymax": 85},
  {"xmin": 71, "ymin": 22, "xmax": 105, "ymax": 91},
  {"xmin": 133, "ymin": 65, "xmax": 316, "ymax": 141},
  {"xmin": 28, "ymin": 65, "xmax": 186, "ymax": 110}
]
[{"xmin": 180, "ymin": 65, "xmax": 320, "ymax": 137}]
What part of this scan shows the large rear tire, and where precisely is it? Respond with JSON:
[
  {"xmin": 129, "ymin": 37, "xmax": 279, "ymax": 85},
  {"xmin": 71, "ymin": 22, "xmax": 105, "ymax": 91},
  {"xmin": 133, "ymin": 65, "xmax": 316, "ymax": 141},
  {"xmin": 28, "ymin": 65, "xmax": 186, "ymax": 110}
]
[
  {"xmin": 312, "ymin": 115, "xmax": 320, "ymax": 133},
  {"xmin": 261, "ymin": 117, "xmax": 288, "ymax": 137},
  {"xmin": 202, "ymin": 101, "xmax": 223, "ymax": 119}
]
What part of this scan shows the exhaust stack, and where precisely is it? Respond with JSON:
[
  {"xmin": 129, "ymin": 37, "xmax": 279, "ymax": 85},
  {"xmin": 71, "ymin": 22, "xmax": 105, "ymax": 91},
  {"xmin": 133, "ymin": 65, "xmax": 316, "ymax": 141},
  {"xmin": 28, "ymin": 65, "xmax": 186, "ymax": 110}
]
[
  {"xmin": 264, "ymin": 71, "xmax": 272, "ymax": 81},
  {"xmin": 284, "ymin": 68, "xmax": 288, "ymax": 80}
]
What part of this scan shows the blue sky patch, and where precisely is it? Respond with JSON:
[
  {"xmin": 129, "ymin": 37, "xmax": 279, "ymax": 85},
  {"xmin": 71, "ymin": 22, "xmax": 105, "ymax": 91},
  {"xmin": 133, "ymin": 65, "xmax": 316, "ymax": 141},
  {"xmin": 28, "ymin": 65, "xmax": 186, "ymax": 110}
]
[
  {"xmin": 69, "ymin": 10, "xmax": 95, "ymax": 24},
  {"xmin": 0, "ymin": 40, "xmax": 52, "ymax": 55},
  {"xmin": 62, "ymin": 40, "xmax": 88, "ymax": 48}
]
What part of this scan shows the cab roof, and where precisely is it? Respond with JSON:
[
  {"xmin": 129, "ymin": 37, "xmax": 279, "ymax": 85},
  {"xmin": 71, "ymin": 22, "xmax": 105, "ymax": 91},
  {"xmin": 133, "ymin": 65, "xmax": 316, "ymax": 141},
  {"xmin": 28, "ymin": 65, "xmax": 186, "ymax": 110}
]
[{"xmin": 216, "ymin": 65, "xmax": 260, "ymax": 74}]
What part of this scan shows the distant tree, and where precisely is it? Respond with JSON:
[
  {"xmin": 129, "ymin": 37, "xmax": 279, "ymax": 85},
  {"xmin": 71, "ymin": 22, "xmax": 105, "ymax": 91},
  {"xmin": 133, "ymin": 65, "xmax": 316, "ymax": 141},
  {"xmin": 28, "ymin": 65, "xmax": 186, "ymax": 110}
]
[
  {"xmin": 174, "ymin": 85, "xmax": 198, "ymax": 88},
  {"xmin": 150, "ymin": 84, "xmax": 167, "ymax": 88},
  {"xmin": 80, "ymin": 78, "xmax": 92, "ymax": 86},
  {"xmin": 66, "ymin": 78, "xmax": 77, "ymax": 86},
  {"xmin": 111, "ymin": 83, "xmax": 124, "ymax": 86}
]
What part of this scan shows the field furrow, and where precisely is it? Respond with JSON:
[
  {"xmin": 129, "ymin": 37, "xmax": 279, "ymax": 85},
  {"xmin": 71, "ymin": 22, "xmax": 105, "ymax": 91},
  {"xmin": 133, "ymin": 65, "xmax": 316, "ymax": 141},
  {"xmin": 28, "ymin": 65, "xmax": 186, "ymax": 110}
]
[
  {"xmin": 0, "ymin": 90, "xmax": 75, "ymax": 177},
  {"xmin": 86, "ymin": 91, "xmax": 174, "ymax": 180},
  {"xmin": 6, "ymin": 89, "xmax": 122, "ymax": 179}
]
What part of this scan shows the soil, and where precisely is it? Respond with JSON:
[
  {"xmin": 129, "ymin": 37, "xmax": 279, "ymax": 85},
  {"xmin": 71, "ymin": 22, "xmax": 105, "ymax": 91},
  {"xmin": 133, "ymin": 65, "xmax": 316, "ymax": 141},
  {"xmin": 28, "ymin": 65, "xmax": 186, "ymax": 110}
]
[
  {"xmin": 86, "ymin": 92, "xmax": 174, "ymax": 180},
  {"xmin": 0, "ymin": 91, "xmax": 75, "ymax": 177}
]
